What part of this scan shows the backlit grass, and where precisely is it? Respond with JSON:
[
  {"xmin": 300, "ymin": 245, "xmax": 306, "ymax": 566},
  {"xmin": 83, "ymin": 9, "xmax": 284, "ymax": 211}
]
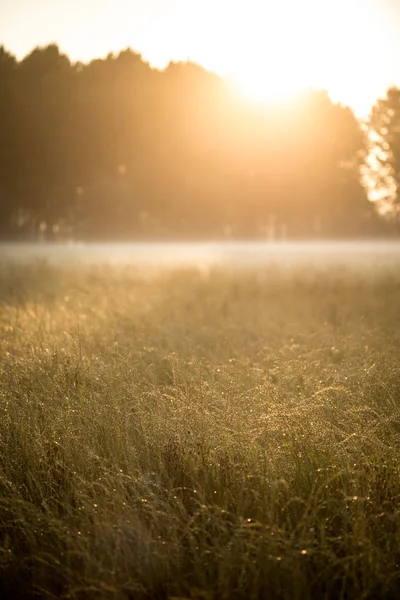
[{"xmin": 0, "ymin": 260, "xmax": 400, "ymax": 599}]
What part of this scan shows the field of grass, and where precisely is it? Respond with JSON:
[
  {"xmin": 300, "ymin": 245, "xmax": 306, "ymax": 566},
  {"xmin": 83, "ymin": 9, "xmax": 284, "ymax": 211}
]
[{"xmin": 1, "ymin": 260, "xmax": 400, "ymax": 599}]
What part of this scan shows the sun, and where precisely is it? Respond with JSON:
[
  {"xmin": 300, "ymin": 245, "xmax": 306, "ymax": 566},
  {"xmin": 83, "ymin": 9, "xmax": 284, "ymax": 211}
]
[
  {"xmin": 233, "ymin": 64, "xmax": 307, "ymax": 105},
  {"xmin": 183, "ymin": 0, "xmax": 329, "ymax": 105},
  {"xmin": 217, "ymin": 0, "xmax": 382, "ymax": 111},
  {"xmin": 223, "ymin": 1, "xmax": 325, "ymax": 105}
]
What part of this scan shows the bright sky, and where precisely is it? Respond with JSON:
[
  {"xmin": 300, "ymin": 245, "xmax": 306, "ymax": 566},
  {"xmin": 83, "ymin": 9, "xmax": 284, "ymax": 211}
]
[{"xmin": 2, "ymin": 0, "xmax": 400, "ymax": 116}]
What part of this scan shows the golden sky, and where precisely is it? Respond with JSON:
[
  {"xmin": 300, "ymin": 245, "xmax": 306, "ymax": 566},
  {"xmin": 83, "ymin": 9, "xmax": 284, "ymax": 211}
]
[{"xmin": 2, "ymin": 0, "xmax": 400, "ymax": 116}]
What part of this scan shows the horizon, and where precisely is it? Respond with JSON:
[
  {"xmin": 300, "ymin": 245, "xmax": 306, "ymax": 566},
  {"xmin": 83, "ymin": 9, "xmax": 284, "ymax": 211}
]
[{"xmin": 2, "ymin": 0, "xmax": 400, "ymax": 117}]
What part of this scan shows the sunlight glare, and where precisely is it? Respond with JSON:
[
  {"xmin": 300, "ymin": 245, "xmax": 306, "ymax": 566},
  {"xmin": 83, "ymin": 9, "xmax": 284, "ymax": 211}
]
[
  {"xmin": 233, "ymin": 61, "xmax": 307, "ymax": 104},
  {"xmin": 139, "ymin": 0, "xmax": 385, "ymax": 114}
]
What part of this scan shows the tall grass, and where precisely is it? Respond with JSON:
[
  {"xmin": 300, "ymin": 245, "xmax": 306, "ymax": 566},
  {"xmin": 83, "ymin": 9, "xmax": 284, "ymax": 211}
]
[{"xmin": 0, "ymin": 261, "xmax": 400, "ymax": 599}]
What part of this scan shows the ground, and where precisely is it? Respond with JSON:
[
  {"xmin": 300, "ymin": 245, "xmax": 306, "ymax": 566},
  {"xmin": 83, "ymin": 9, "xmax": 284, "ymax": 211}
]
[{"xmin": 0, "ymin": 260, "xmax": 400, "ymax": 599}]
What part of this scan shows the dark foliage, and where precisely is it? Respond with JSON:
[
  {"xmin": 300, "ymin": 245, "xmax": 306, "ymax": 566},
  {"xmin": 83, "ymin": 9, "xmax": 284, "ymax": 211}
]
[{"xmin": 0, "ymin": 43, "xmax": 387, "ymax": 240}]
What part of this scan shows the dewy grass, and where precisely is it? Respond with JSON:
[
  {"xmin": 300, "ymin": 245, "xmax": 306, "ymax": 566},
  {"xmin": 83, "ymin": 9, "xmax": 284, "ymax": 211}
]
[{"xmin": 0, "ymin": 260, "xmax": 400, "ymax": 599}]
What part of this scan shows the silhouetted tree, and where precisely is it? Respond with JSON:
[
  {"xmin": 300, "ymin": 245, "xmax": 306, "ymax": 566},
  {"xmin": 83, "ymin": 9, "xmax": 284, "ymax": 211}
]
[
  {"xmin": 0, "ymin": 42, "xmax": 383, "ymax": 240},
  {"xmin": 369, "ymin": 87, "xmax": 400, "ymax": 214},
  {"xmin": 0, "ymin": 46, "xmax": 18, "ymax": 234}
]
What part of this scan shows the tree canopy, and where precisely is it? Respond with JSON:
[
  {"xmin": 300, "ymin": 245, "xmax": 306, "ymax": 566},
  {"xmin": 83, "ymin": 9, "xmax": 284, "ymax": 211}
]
[
  {"xmin": 0, "ymin": 44, "xmax": 384, "ymax": 240},
  {"xmin": 369, "ymin": 87, "xmax": 400, "ymax": 217}
]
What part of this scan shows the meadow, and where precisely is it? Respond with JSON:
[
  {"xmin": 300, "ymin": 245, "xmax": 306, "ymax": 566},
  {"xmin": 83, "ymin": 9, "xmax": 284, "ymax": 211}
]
[{"xmin": 0, "ymin": 259, "xmax": 400, "ymax": 599}]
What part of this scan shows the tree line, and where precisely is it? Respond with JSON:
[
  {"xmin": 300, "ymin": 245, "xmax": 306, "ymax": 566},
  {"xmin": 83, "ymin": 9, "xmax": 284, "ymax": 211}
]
[{"xmin": 0, "ymin": 43, "xmax": 399, "ymax": 241}]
